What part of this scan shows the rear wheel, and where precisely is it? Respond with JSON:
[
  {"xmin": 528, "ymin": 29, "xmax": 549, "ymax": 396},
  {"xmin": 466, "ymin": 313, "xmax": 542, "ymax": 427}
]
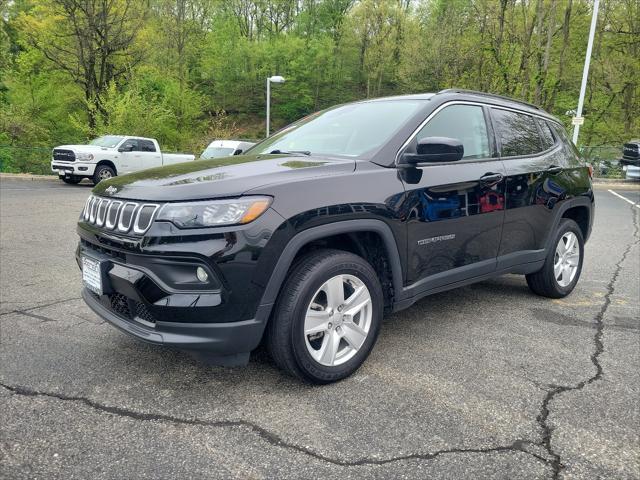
[
  {"xmin": 526, "ymin": 219, "xmax": 584, "ymax": 298},
  {"xmin": 266, "ymin": 249, "xmax": 383, "ymax": 384},
  {"xmin": 93, "ymin": 165, "xmax": 115, "ymax": 184},
  {"xmin": 61, "ymin": 176, "xmax": 82, "ymax": 184}
]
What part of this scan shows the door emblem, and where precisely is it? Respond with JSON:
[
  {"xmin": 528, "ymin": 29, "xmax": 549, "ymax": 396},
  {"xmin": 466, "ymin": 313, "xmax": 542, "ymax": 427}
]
[{"xmin": 417, "ymin": 234, "xmax": 456, "ymax": 246}]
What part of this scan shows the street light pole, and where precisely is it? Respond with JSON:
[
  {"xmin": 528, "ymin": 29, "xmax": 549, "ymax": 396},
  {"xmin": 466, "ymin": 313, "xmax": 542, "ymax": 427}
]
[
  {"xmin": 266, "ymin": 78, "xmax": 270, "ymax": 138},
  {"xmin": 572, "ymin": 0, "xmax": 600, "ymax": 145},
  {"xmin": 266, "ymin": 75, "xmax": 285, "ymax": 138}
]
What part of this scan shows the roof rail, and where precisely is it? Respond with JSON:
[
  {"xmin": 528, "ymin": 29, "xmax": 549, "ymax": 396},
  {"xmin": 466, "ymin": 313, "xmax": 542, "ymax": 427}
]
[{"xmin": 437, "ymin": 89, "xmax": 542, "ymax": 111}]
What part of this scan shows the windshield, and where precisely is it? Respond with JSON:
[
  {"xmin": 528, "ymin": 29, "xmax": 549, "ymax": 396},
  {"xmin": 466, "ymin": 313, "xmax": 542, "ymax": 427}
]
[
  {"xmin": 249, "ymin": 100, "xmax": 425, "ymax": 158},
  {"xmin": 90, "ymin": 136, "xmax": 124, "ymax": 148},
  {"xmin": 201, "ymin": 147, "xmax": 235, "ymax": 159}
]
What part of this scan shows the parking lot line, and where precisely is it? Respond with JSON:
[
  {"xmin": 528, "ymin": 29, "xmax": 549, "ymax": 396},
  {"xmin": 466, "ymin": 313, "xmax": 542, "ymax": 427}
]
[{"xmin": 608, "ymin": 189, "xmax": 640, "ymax": 208}]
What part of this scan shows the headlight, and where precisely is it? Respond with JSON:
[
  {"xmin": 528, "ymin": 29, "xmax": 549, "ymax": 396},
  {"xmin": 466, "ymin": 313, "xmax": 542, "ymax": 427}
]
[
  {"xmin": 76, "ymin": 152, "xmax": 94, "ymax": 161},
  {"xmin": 156, "ymin": 196, "xmax": 272, "ymax": 228}
]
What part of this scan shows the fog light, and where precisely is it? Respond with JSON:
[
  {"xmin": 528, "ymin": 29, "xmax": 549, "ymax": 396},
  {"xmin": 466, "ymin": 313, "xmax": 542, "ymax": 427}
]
[{"xmin": 196, "ymin": 267, "xmax": 208, "ymax": 283}]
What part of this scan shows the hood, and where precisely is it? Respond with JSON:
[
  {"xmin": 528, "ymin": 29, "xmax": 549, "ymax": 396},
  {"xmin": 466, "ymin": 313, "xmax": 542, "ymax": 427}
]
[
  {"xmin": 55, "ymin": 144, "xmax": 114, "ymax": 153},
  {"xmin": 92, "ymin": 154, "xmax": 355, "ymax": 201}
]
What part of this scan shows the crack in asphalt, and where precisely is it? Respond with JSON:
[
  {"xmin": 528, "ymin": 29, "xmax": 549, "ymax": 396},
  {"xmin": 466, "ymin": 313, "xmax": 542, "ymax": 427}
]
[
  {"xmin": 537, "ymin": 204, "xmax": 639, "ymax": 479},
  {"xmin": 14, "ymin": 311, "xmax": 57, "ymax": 323},
  {"xmin": 0, "ymin": 296, "xmax": 81, "ymax": 317},
  {"xmin": 0, "ymin": 383, "xmax": 552, "ymax": 468}
]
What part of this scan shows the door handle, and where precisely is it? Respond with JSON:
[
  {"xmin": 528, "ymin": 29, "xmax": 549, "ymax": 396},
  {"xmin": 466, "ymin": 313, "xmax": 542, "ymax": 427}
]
[
  {"xmin": 480, "ymin": 172, "xmax": 504, "ymax": 184},
  {"xmin": 546, "ymin": 165, "xmax": 563, "ymax": 174}
]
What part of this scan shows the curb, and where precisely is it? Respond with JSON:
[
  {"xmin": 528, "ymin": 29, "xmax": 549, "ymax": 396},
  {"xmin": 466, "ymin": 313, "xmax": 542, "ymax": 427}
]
[
  {"xmin": 592, "ymin": 177, "xmax": 638, "ymax": 185},
  {"xmin": 593, "ymin": 183, "xmax": 639, "ymax": 190},
  {"xmin": 592, "ymin": 177, "xmax": 639, "ymax": 190},
  {"xmin": 0, "ymin": 173, "xmax": 58, "ymax": 182}
]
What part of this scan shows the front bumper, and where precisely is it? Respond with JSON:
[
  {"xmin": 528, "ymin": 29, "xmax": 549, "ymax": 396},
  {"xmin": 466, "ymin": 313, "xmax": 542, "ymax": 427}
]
[
  {"xmin": 82, "ymin": 288, "xmax": 267, "ymax": 362},
  {"xmin": 77, "ymin": 238, "xmax": 271, "ymax": 362},
  {"xmin": 623, "ymin": 164, "xmax": 640, "ymax": 180},
  {"xmin": 51, "ymin": 162, "xmax": 96, "ymax": 176},
  {"xmin": 76, "ymin": 206, "xmax": 286, "ymax": 363}
]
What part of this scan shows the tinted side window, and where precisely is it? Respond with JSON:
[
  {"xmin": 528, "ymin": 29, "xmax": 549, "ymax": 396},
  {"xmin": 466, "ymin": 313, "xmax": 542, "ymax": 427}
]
[
  {"xmin": 139, "ymin": 140, "xmax": 156, "ymax": 152},
  {"xmin": 550, "ymin": 123, "xmax": 581, "ymax": 157},
  {"xmin": 537, "ymin": 119, "xmax": 556, "ymax": 150},
  {"xmin": 492, "ymin": 109, "xmax": 542, "ymax": 157},
  {"xmin": 415, "ymin": 104, "xmax": 490, "ymax": 160},
  {"xmin": 120, "ymin": 139, "xmax": 138, "ymax": 151}
]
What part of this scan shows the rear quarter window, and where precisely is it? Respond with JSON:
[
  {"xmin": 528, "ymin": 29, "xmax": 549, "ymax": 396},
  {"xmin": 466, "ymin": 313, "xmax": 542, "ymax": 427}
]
[
  {"xmin": 537, "ymin": 119, "xmax": 556, "ymax": 150},
  {"xmin": 550, "ymin": 123, "xmax": 582, "ymax": 158}
]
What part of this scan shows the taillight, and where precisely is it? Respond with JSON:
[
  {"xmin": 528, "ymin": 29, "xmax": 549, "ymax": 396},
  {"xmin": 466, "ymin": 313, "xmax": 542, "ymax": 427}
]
[{"xmin": 587, "ymin": 164, "xmax": 594, "ymax": 178}]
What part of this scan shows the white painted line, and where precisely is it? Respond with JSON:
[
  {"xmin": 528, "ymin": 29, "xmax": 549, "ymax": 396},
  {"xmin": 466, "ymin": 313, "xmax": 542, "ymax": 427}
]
[{"xmin": 608, "ymin": 189, "xmax": 640, "ymax": 209}]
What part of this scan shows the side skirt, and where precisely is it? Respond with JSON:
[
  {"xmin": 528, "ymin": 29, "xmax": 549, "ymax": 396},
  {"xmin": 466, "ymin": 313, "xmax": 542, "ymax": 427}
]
[{"xmin": 393, "ymin": 258, "xmax": 545, "ymax": 312}]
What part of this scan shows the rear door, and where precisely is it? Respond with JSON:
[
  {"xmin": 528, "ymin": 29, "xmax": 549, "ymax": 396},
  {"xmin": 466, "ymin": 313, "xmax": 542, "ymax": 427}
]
[
  {"xmin": 137, "ymin": 139, "xmax": 162, "ymax": 170},
  {"xmin": 491, "ymin": 108, "xmax": 569, "ymax": 268},
  {"xmin": 399, "ymin": 103, "xmax": 506, "ymax": 295}
]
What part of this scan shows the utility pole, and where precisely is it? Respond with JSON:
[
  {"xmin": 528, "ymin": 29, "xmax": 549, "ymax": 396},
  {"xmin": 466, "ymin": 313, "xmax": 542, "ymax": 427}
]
[{"xmin": 572, "ymin": 0, "xmax": 600, "ymax": 145}]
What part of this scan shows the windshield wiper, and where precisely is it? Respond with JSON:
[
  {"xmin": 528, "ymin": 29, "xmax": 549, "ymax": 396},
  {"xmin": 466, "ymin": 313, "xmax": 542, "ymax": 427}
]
[{"xmin": 268, "ymin": 149, "xmax": 311, "ymax": 156}]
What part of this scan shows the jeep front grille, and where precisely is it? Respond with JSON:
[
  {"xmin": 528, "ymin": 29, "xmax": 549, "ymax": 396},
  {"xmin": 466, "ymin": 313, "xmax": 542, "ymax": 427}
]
[
  {"xmin": 82, "ymin": 195, "xmax": 160, "ymax": 235},
  {"xmin": 53, "ymin": 149, "xmax": 76, "ymax": 162}
]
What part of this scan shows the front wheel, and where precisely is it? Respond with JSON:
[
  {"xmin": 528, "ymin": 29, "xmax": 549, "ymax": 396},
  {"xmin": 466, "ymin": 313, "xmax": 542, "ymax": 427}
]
[
  {"xmin": 266, "ymin": 249, "xmax": 383, "ymax": 384},
  {"xmin": 526, "ymin": 219, "xmax": 584, "ymax": 298},
  {"xmin": 92, "ymin": 165, "xmax": 115, "ymax": 185}
]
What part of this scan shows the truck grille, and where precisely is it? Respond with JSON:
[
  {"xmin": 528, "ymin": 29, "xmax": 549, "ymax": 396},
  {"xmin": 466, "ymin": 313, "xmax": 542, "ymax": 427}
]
[
  {"xmin": 623, "ymin": 143, "xmax": 639, "ymax": 160},
  {"xmin": 82, "ymin": 195, "xmax": 160, "ymax": 235},
  {"xmin": 53, "ymin": 149, "xmax": 76, "ymax": 162}
]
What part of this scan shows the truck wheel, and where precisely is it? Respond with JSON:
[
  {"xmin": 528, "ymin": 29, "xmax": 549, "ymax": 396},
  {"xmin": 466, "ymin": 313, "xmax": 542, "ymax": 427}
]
[
  {"xmin": 62, "ymin": 176, "xmax": 82, "ymax": 184},
  {"xmin": 526, "ymin": 219, "xmax": 584, "ymax": 298},
  {"xmin": 93, "ymin": 165, "xmax": 115, "ymax": 184},
  {"xmin": 266, "ymin": 249, "xmax": 383, "ymax": 384}
]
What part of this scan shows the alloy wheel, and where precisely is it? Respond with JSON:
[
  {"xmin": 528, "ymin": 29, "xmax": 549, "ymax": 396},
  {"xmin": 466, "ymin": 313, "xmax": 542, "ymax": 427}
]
[
  {"xmin": 303, "ymin": 274, "xmax": 373, "ymax": 367},
  {"xmin": 99, "ymin": 169, "xmax": 113, "ymax": 180},
  {"xmin": 554, "ymin": 231, "xmax": 580, "ymax": 287}
]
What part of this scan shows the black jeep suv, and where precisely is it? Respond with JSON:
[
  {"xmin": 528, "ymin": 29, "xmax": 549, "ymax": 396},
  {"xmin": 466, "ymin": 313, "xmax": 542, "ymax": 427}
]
[{"xmin": 77, "ymin": 89, "xmax": 594, "ymax": 383}]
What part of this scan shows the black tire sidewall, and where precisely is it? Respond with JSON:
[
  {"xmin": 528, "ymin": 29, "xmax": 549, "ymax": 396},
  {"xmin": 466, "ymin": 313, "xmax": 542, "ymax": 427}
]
[
  {"xmin": 93, "ymin": 165, "xmax": 115, "ymax": 184},
  {"xmin": 288, "ymin": 254, "xmax": 383, "ymax": 383},
  {"xmin": 546, "ymin": 219, "xmax": 585, "ymax": 296}
]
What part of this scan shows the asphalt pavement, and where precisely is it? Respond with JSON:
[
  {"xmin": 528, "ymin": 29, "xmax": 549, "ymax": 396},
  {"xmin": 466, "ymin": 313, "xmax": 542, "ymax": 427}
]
[{"xmin": 1, "ymin": 177, "xmax": 638, "ymax": 479}]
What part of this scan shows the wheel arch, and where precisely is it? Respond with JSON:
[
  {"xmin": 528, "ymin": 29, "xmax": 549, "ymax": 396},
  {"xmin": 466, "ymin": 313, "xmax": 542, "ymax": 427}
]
[
  {"xmin": 547, "ymin": 196, "xmax": 593, "ymax": 249},
  {"xmin": 257, "ymin": 220, "xmax": 405, "ymax": 319},
  {"xmin": 95, "ymin": 160, "xmax": 117, "ymax": 175},
  {"xmin": 561, "ymin": 204, "xmax": 590, "ymax": 240}
]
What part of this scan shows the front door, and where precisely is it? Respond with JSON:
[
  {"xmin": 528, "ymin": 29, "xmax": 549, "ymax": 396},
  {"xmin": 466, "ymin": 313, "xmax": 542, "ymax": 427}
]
[
  {"xmin": 399, "ymin": 103, "xmax": 506, "ymax": 295},
  {"xmin": 116, "ymin": 138, "xmax": 138, "ymax": 174}
]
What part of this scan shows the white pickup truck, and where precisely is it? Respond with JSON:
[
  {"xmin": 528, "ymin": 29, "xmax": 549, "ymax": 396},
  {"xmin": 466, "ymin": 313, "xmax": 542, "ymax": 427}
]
[{"xmin": 51, "ymin": 135, "xmax": 195, "ymax": 184}]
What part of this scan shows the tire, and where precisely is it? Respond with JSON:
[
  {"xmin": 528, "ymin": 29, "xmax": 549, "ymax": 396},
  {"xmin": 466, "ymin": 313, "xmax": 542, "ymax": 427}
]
[
  {"xmin": 526, "ymin": 219, "xmax": 584, "ymax": 298},
  {"xmin": 266, "ymin": 249, "xmax": 383, "ymax": 384},
  {"xmin": 61, "ymin": 176, "xmax": 82, "ymax": 184},
  {"xmin": 92, "ymin": 165, "xmax": 115, "ymax": 184}
]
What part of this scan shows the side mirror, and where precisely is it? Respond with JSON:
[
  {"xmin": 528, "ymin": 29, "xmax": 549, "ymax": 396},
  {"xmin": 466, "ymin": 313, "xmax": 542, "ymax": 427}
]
[
  {"xmin": 400, "ymin": 137, "xmax": 464, "ymax": 166},
  {"xmin": 118, "ymin": 145, "xmax": 133, "ymax": 153},
  {"xmin": 233, "ymin": 149, "xmax": 243, "ymax": 155}
]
